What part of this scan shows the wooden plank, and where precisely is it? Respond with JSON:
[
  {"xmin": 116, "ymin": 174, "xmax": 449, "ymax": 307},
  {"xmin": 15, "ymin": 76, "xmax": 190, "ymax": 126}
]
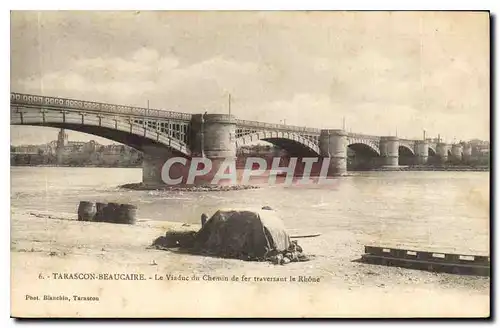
[
  {"xmin": 406, "ymin": 250, "xmax": 418, "ymax": 257},
  {"xmin": 474, "ymin": 256, "xmax": 490, "ymax": 265},
  {"xmin": 363, "ymin": 245, "xmax": 490, "ymax": 264},
  {"xmin": 362, "ymin": 254, "xmax": 489, "ymax": 269},
  {"xmin": 431, "ymin": 253, "xmax": 446, "ymax": 261},
  {"xmin": 416, "ymin": 251, "xmax": 433, "ymax": 260},
  {"xmin": 364, "ymin": 246, "xmax": 384, "ymax": 255},
  {"xmin": 361, "ymin": 254, "xmax": 490, "ymax": 276},
  {"xmin": 445, "ymin": 254, "xmax": 460, "ymax": 262},
  {"xmin": 391, "ymin": 249, "xmax": 409, "ymax": 258}
]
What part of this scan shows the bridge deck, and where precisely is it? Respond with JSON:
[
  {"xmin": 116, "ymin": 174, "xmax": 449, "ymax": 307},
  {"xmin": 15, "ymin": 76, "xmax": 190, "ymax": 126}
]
[
  {"xmin": 11, "ymin": 92, "xmax": 429, "ymax": 143},
  {"xmin": 11, "ymin": 93, "xmax": 193, "ymax": 121}
]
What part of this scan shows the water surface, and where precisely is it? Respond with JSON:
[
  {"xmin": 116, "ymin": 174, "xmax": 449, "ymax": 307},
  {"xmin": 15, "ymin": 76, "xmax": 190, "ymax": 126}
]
[{"xmin": 11, "ymin": 167, "xmax": 490, "ymax": 254}]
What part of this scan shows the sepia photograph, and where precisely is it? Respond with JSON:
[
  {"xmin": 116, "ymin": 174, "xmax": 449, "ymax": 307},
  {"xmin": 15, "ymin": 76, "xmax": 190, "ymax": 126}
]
[{"xmin": 9, "ymin": 9, "xmax": 490, "ymax": 318}]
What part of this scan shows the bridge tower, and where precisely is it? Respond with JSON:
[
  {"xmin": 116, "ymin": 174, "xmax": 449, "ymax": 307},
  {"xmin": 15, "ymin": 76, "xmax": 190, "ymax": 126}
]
[
  {"xmin": 199, "ymin": 114, "xmax": 237, "ymax": 160},
  {"xmin": 143, "ymin": 113, "xmax": 237, "ymax": 185},
  {"xmin": 436, "ymin": 143, "xmax": 450, "ymax": 163},
  {"xmin": 195, "ymin": 113, "xmax": 237, "ymax": 183},
  {"xmin": 415, "ymin": 140, "xmax": 429, "ymax": 165},
  {"xmin": 56, "ymin": 128, "xmax": 68, "ymax": 148},
  {"xmin": 379, "ymin": 136, "xmax": 399, "ymax": 167},
  {"xmin": 56, "ymin": 128, "xmax": 68, "ymax": 164},
  {"xmin": 319, "ymin": 129, "xmax": 347, "ymax": 176}
]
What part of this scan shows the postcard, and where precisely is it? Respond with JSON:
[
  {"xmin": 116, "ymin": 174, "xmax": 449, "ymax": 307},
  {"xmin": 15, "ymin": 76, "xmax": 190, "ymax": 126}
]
[{"xmin": 10, "ymin": 10, "xmax": 490, "ymax": 318}]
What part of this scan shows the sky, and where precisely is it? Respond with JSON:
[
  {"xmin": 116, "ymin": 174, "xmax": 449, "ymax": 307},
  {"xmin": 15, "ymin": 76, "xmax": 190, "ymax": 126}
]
[{"xmin": 10, "ymin": 11, "xmax": 490, "ymax": 145}]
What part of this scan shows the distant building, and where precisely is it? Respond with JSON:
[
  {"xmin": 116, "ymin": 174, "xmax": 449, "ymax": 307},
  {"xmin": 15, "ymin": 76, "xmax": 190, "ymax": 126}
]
[
  {"xmin": 11, "ymin": 145, "xmax": 40, "ymax": 155},
  {"xmin": 11, "ymin": 128, "xmax": 142, "ymax": 167},
  {"xmin": 55, "ymin": 129, "xmax": 99, "ymax": 165}
]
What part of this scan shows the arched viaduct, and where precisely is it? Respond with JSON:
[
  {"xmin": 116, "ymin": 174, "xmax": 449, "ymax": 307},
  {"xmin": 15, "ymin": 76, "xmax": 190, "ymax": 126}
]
[{"xmin": 11, "ymin": 93, "xmax": 468, "ymax": 185}]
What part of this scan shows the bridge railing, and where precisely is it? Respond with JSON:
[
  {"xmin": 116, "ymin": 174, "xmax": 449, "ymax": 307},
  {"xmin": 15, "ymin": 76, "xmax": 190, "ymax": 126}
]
[
  {"xmin": 399, "ymin": 138, "xmax": 436, "ymax": 144},
  {"xmin": 347, "ymin": 132, "xmax": 383, "ymax": 140},
  {"xmin": 10, "ymin": 93, "xmax": 192, "ymax": 121},
  {"xmin": 347, "ymin": 133, "xmax": 422, "ymax": 144},
  {"xmin": 396, "ymin": 138, "xmax": 415, "ymax": 144},
  {"xmin": 235, "ymin": 119, "xmax": 320, "ymax": 134}
]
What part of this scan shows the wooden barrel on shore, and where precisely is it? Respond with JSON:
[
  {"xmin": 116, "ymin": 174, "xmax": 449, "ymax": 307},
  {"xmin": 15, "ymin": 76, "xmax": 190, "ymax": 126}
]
[
  {"xmin": 102, "ymin": 202, "xmax": 120, "ymax": 223},
  {"xmin": 80, "ymin": 202, "xmax": 138, "ymax": 224},
  {"xmin": 77, "ymin": 201, "xmax": 96, "ymax": 222},
  {"xmin": 116, "ymin": 204, "xmax": 137, "ymax": 225},
  {"xmin": 94, "ymin": 202, "xmax": 107, "ymax": 222}
]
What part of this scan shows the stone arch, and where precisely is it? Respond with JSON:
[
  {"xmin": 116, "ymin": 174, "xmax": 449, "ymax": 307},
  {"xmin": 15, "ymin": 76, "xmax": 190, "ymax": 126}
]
[
  {"xmin": 347, "ymin": 142, "xmax": 380, "ymax": 171},
  {"xmin": 398, "ymin": 144, "xmax": 415, "ymax": 166},
  {"xmin": 347, "ymin": 143, "xmax": 380, "ymax": 156},
  {"xmin": 346, "ymin": 138, "xmax": 380, "ymax": 156},
  {"xmin": 398, "ymin": 144, "xmax": 415, "ymax": 155},
  {"xmin": 235, "ymin": 131, "xmax": 320, "ymax": 156},
  {"xmin": 426, "ymin": 145, "xmax": 439, "ymax": 164},
  {"xmin": 11, "ymin": 110, "xmax": 191, "ymax": 156}
]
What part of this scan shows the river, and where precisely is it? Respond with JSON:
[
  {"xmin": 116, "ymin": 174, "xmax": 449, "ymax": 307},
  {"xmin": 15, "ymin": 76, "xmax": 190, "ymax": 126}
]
[{"xmin": 11, "ymin": 166, "xmax": 489, "ymax": 255}]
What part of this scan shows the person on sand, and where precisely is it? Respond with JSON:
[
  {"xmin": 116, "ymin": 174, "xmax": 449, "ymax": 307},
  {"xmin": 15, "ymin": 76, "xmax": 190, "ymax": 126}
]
[{"xmin": 201, "ymin": 213, "xmax": 208, "ymax": 226}]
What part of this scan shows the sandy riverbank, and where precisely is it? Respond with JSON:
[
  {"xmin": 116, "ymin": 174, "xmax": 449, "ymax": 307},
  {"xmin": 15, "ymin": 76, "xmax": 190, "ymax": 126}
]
[{"xmin": 10, "ymin": 209, "xmax": 490, "ymax": 318}]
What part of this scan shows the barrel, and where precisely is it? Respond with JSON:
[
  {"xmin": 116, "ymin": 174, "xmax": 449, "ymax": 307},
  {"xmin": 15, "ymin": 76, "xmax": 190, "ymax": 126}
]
[
  {"xmin": 102, "ymin": 202, "xmax": 120, "ymax": 223},
  {"xmin": 94, "ymin": 202, "xmax": 107, "ymax": 222},
  {"xmin": 116, "ymin": 204, "xmax": 137, "ymax": 225},
  {"xmin": 77, "ymin": 201, "xmax": 96, "ymax": 222}
]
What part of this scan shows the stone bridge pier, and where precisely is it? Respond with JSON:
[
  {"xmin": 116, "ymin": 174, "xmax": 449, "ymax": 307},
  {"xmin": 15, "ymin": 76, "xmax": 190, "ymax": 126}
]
[
  {"xmin": 379, "ymin": 136, "xmax": 399, "ymax": 167},
  {"xmin": 436, "ymin": 143, "xmax": 450, "ymax": 163},
  {"xmin": 319, "ymin": 129, "xmax": 347, "ymax": 176},
  {"xmin": 192, "ymin": 113, "xmax": 237, "ymax": 184},
  {"xmin": 415, "ymin": 140, "xmax": 429, "ymax": 164},
  {"xmin": 463, "ymin": 144, "xmax": 472, "ymax": 163},
  {"xmin": 142, "ymin": 113, "xmax": 237, "ymax": 186},
  {"xmin": 451, "ymin": 144, "xmax": 463, "ymax": 163},
  {"xmin": 142, "ymin": 146, "xmax": 179, "ymax": 186}
]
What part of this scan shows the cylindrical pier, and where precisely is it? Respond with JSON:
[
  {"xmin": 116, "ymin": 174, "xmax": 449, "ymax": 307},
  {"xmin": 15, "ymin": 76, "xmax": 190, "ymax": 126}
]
[
  {"xmin": 202, "ymin": 114, "xmax": 237, "ymax": 160},
  {"xmin": 451, "ymin": 144, "xmax": 463, "ymax": 163},
  {"xmin": 463, "ymin": 144, "xmax": 472, "ymax": 162},
  {"xmin": 380, "ymin": 136, "xmax": 399, "ymax": 167},
  {"xmin": 319, "ymin": 129, "xmax": 347, "ymax": 176},
  {"xmin": 436, "ymin": 143, "xmax": 450, "ymax": 163},
  {"xmin": 415, "ymin": 140, "xmax": 429, "ymax": 165}
]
